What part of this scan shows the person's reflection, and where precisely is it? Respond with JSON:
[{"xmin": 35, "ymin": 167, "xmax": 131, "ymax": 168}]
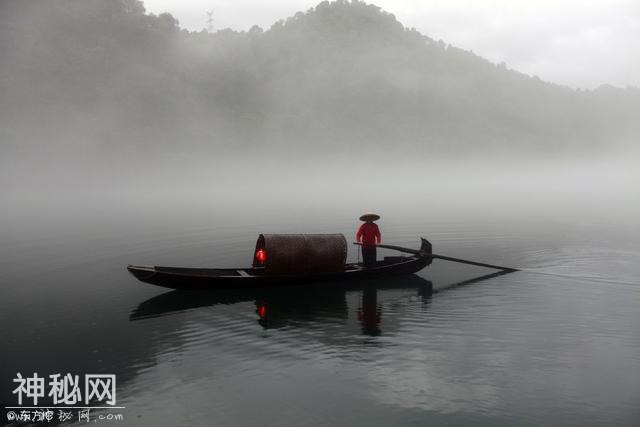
[{"xmin": 357, "ymin": 288, "xmax": 382, "ymax": 336}]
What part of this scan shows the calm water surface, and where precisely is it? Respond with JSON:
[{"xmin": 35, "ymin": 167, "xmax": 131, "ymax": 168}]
[{"xmin": 1, "ymin": 208, "xmax": 639, "ymax": 426}]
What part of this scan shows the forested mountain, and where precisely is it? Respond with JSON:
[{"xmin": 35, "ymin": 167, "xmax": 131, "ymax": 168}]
[{"xmin": 1, "ymin": 0, "xmax": 638, "ymax": 163}]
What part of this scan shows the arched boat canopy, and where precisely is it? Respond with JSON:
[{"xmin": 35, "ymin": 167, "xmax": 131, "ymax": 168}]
[{"xmin": 253, "ymin": 234, "xmax": 348, "ymax": 275}]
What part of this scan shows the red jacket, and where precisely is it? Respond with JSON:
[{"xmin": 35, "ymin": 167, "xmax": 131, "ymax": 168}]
[{"xmin": 356, "ymin": 222, "xmax": 381, "ymax": 245}]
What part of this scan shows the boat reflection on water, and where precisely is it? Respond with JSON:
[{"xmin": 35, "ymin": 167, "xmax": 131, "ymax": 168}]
[
  {"xmin": 130, "ymin": 270, "xmax": 513, "ymax": 336},
  {"xmin": 131, "ymin": 275, "xmax": 431, "ymax": 330},
  {"xmin": 249, "ymin": 275, "xmax": 434, "ymax": 335}
]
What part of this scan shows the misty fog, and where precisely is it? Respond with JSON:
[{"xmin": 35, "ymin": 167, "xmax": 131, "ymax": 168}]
[{"xmin": 1, "ymin": 0, "xmax": 639, "ymax": 225}]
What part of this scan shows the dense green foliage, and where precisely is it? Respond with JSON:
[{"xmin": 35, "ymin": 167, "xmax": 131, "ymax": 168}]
[{"xmin": 1, "ymin": 0, "xmax": 638, "ymax": 159}]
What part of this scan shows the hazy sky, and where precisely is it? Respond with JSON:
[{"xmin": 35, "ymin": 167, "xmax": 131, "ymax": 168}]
[{"xmin": 143, "ymin": 0, "xmax": 640, "ymax": 90}]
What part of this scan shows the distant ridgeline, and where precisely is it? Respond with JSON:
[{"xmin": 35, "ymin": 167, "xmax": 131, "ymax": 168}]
[{"xmin": 1, "ymin": 0, "xmax": 638, "ymax": 158}]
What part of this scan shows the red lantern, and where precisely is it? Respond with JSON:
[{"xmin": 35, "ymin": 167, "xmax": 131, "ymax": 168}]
[{"xmin": 256, "ymin": 248, "xmax": 267, "ymax": 264}]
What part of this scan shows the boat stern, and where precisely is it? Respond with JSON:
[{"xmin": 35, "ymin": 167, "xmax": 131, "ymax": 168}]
[{"xmin": 419, "ymin": 238, "xmax": 433, "ymax": 265}]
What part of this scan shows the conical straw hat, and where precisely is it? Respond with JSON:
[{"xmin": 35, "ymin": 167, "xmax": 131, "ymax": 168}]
[{"xmin": 359, "ymin": 212, "xmax": 380, "ymax": 222}]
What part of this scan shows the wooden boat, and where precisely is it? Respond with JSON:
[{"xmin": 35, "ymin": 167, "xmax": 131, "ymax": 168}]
[{"xmin": 127, "ymin": 235, "xmax": 432, "ymax": 290}]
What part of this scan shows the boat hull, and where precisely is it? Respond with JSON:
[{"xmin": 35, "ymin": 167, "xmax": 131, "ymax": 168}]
[{"xmin": 128, "ymin": 256, "xmax": 430, "ymax": 290}]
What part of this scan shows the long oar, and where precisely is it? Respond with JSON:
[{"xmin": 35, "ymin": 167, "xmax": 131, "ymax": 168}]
[{"xmin": 354, "ymin": 242, "xmax": 519, "ymax": 272}]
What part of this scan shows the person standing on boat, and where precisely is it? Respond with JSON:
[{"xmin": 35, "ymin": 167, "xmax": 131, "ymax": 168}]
[{"xmin": 356, "ymin": 212, "xmax": 382, "ymax": 268}]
